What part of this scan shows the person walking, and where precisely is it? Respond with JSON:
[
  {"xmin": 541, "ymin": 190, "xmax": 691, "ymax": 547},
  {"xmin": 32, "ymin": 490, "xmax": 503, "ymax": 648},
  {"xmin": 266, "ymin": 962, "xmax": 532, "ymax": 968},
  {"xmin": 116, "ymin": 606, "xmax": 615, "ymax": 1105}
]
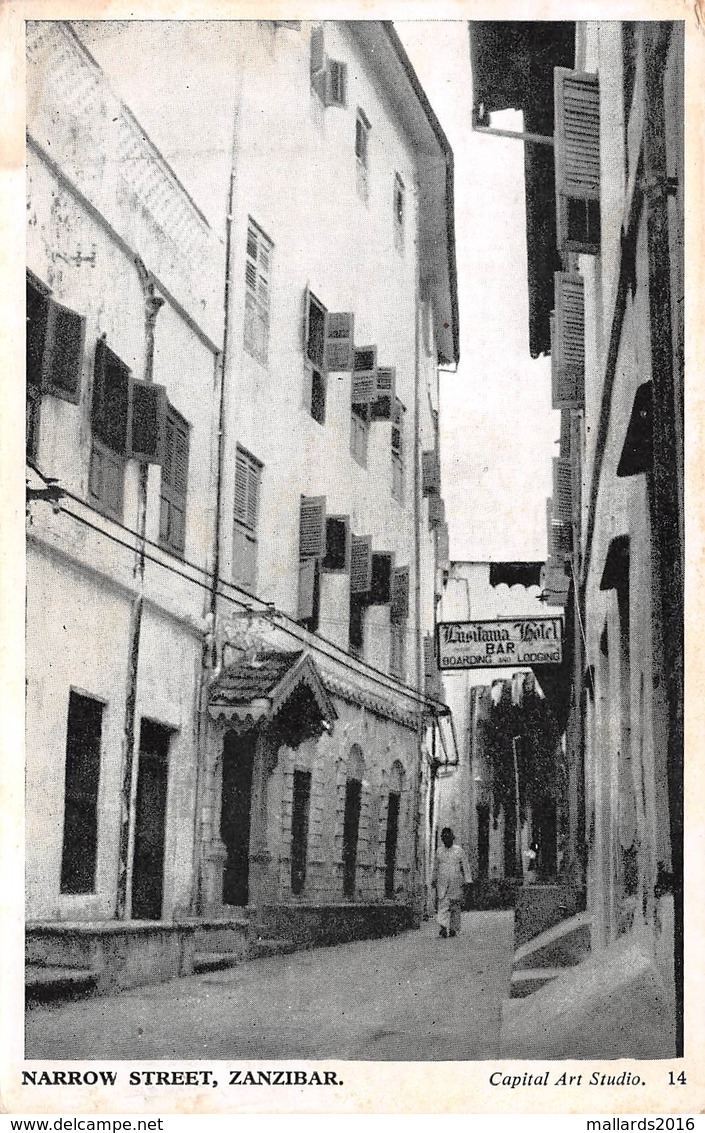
[{"xmin": 431, "ymin": 826, "xmax": 472, "ymax": 938}]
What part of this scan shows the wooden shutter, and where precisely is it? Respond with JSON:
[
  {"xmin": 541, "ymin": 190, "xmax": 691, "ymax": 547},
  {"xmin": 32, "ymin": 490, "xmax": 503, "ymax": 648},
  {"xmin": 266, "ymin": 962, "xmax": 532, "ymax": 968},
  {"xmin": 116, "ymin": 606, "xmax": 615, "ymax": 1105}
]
[
  {"xmin": 369, "ymin": 552, "xmax": 393, "ymax": 604},
  {"xmin": 553, "ymin": 458, "xmax": 572, "ymax": 523},
  {"xmin": 324, "ymin": 311, "xmax": 354, "ymax": 372},
  {"xmin": 323, "ymin": 515, "xmax": 350, "ymax": 571},
  {"xmin": 43, "ymin": 300, "xmax": 85, "ymax": 403},
  {"xmin": 370, "ymin": 366, "xmax": 396, "ymax": 421},
  {"xmin": 299, "ymin": 495, "xmax": 326, "ymax": 558},
  {"xmin": 92, "ymin": 338, "xmax": 132, "ymax": 456},
  {"xmin": 26, "ymin": 276, "xmax": 50, "ymax": 390},
  {"xmin": 350, "ymin": 534, "xmax": 372, "ymax": 593},
  {"xmin": 310, "ymin": 25, "xmax": 324, "ymax": 76},
  {"xmin": 130, "ymin": 380, "xmax": 167, "ymax": 464},
  {"xmin": 437, "ymin": 521, "xmax": 450, "ymax": 569},
  {"xmin": 160, "ymin": 407, "xmax": 189, "ymax": 554},
  {"xmin": 391, "ymin": 397, "xmax": 404, "ymax": 455},
  {"xmin": 297, "ymin": 557, "xmax": 317, "ymax": 621},
  {"xmin": 560, "ymin": 409, "xmax": 572, "ymax": 458},
  {"xmin": 351, "ymin": 345, "xmax": 377, "ymax": 403},
  {"xmin": 390, "ymin": 565, "xmax": 409, "ymax": 623},
  {"xmin": 428, "ymin": 494, "xmax": 444, "ymax": 529},
  {"xmin": 325, "ymin": 60, "xmax": 347, "ymax": 107},
  {"xmin": 422, "ymin": 449, "xmax": 440, "ymax": 496},
  {"xmin": 554, "ymin": 68, "xmax": 600, "ymax": 255},
  {"xmin": 234, "ymin": 448, "xmax": 261, "ymax": 531},
  {"xmin": 552, "ymin": 272, "xmax": 585, "ymax": 410}
]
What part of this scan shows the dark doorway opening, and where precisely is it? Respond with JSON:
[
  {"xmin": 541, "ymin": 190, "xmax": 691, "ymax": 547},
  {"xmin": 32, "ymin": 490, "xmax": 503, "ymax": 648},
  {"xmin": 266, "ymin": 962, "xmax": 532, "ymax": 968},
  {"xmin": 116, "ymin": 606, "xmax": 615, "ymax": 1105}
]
[
  {"xmin": 131, "ymin": 720, "xmax": 171, "ymax": 920},
  {"xmin": 384, "ymin": 791, "xmax": 400, "ymax": 898},
  {"xmin": 342, "ymin": 778, "xmax": 362, "ymax": 898},
  {"xmin": 290, "ymin": 769, "xmax": 312, "ymax": 896},
  {"xmin": 220, "ymin": 731, "xmax": 255, "ymax": 907},
  {"xmin": 477, "ymin": 804, "xmax": 490, "ymax": 879}
]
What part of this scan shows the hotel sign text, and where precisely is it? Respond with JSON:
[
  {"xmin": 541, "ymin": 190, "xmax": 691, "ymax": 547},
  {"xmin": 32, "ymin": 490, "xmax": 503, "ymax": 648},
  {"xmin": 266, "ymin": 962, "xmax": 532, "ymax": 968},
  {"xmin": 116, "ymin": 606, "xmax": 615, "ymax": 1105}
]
[{"xmin": 437, "ymin": 617, "xmax": 563, "ymax": 670}]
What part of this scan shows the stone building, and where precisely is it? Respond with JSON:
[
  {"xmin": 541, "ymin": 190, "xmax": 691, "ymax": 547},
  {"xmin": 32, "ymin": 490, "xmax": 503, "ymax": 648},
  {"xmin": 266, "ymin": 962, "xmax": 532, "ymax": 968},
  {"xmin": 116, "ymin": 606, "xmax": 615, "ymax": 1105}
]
[
  {"xmin": 25, "ymin": 20, "xmax": 457, "ymax": 987},
  {"xmin": 470, "ymin": 19, "xmax": 683, "ymax": 1051}
]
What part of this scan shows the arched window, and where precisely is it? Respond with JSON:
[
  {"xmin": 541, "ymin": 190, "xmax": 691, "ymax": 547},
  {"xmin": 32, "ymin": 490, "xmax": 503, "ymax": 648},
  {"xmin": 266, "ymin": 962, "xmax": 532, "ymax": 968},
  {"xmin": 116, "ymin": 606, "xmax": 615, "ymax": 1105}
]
[{"xmin": 343, "ymin": 745, "xmax": 365, "ymax": 898}]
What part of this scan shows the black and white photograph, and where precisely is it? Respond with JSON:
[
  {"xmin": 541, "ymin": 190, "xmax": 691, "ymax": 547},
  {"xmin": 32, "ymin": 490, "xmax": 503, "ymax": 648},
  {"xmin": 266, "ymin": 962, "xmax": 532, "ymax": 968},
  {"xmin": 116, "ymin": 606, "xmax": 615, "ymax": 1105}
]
[{"xmin": 3, "ymin": 0, "xmax": 703, "ymax": 1119}]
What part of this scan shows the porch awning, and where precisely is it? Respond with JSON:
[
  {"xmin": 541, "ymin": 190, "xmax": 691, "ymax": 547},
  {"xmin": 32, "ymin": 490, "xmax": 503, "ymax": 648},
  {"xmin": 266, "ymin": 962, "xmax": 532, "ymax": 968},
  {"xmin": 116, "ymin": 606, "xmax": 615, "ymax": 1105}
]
[{"xmin": 208, "ymin": 650, "xmax": 337, "ymax": 742}]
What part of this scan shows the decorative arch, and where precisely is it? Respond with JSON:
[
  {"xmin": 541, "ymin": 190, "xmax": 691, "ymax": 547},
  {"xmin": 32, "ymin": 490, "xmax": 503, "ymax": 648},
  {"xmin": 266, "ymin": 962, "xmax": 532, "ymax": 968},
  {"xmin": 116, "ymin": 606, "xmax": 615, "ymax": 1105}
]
[{"xmin": 389, "ymin": 759, "xmax": 405, "ymax": 794}]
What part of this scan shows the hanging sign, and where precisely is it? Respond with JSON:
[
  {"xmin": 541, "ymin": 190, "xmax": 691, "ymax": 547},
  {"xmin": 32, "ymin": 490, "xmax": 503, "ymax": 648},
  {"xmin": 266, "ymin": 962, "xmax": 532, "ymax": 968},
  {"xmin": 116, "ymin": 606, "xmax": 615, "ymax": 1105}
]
[{"xmin": 436, "ymin": 616, "xmax": 563, "ymax": 670}]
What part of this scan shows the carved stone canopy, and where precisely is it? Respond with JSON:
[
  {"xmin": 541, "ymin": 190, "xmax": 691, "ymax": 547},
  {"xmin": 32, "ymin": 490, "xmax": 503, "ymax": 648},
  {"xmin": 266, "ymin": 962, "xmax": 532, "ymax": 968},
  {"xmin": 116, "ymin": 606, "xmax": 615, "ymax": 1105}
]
[{"xmin": 208, "ymin": 649, "xmax": 337, "ymax": 746}]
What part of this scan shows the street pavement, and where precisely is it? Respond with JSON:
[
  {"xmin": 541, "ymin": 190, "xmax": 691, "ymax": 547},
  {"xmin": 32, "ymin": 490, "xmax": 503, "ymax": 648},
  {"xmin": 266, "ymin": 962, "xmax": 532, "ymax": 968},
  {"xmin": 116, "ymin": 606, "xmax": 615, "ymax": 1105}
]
[{"xmin": 25, "ymin": 910, "xmax": 514, "ymax": 1061}]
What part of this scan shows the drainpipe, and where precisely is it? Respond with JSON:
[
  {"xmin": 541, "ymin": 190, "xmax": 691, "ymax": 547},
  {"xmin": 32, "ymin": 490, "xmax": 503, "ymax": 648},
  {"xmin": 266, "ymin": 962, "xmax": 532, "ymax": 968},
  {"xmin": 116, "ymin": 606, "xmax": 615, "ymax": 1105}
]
[
  {"xmin": 115, "ymin": 260, "xmax": 164, "ymax": 920},
  {"xmin": 189, "ymin": 62, "xmax": 244, "ymax": 917},
  {"xmin": 409, "ymin": 178, "xmax": 426, "ymax": 922}
]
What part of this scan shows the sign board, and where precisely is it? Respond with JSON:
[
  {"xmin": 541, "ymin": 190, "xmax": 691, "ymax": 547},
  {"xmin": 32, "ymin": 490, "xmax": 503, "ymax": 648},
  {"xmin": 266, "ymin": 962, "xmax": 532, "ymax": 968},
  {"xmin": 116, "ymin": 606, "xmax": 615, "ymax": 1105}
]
[{"xmin": 436, "ymin": 617, "xmax": 563, "ymax": 670}]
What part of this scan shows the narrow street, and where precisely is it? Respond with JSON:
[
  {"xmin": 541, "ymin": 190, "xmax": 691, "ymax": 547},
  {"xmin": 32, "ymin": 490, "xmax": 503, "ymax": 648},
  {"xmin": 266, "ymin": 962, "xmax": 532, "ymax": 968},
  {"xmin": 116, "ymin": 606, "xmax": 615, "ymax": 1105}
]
[{"xmin": 26, "ymin": 911, "xmax": 513, "ymax": 1061}]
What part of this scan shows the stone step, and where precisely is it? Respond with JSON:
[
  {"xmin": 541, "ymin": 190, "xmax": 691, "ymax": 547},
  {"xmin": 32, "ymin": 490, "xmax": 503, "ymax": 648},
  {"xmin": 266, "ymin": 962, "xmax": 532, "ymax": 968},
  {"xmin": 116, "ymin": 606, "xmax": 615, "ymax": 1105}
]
[
  {"xmin": 249, "ymin": 938, "xmax": 299, "ymax": 960},
  {"xmin": 26, "ymin": 964, "xmax": 98, "ymax": 991},
  {"xmin": 509, "ymin": 967, "xmax": 565, "ymax": 999},
  {"xmin": 193, "ymin": 951, "xmax": 243, "ymax": 973}
]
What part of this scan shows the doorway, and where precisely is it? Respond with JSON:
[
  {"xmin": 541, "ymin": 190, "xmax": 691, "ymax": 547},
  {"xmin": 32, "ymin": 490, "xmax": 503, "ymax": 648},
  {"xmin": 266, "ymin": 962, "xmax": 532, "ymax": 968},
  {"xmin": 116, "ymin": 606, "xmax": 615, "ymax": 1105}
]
[
  {"xmin": 220, "ymin": 731, "xmax": 255, "ymax": 907},
  {"xmin": 384, "ymin": 791, "xmax": 400, "ymax": 898},
  {"xmin": 131, "ymin": 720, "xmax": 171, "ymax": 920}
]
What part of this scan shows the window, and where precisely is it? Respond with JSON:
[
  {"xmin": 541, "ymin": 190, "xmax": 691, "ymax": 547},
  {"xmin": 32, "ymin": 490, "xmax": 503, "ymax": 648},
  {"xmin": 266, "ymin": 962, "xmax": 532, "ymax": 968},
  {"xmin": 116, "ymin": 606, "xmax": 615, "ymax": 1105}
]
[
  {"xmin": 310, "ymin": 25, "xmax": 347, "ymax": 108},
  {"xmin": 369, "ymin": 553, "xmax": 393, "ymax": 605},
  {"xmin": 60, "ymin": 691, "xmax": 103, "ymax": 895},
  {"xmin": 323, "ymin": 516, "xmax": 350, "ymax": 572},
  {"xmin": 233, "ymin": 445, "xmax": 262, "ymax": 589},
  {"xmin": 244, "ymin": 220, "xmax": 273, "ymax": 365},
  {"xmin": 390, "ymin": 565, "xmax": 409, "ymax": 681},
  {"xmin": 554, "ymin": 69, "xmax": 601, "ymax": 256},
  {"xmin": 350, "ymin": 402, "xmax": 369, "ymax": 467},
  {"xmin": 393, "ymin": 174, "xmax": 405, "ymax": 252},
  {"xmin": 298, "ymin": 495, "xmax": 326, "ymax": 631},
  {"xmin": 159, "ymin": 406, "xmax": 190, "ymax": 557},
  {"xmin": 355, "ymin": 110, "xmax": 371, "ymax": 201},
  {"xmin": 551, "ymin": 272, "xmax": 585, "ymax": 410},
  {"xmin": 290, "ymin": 769, "xmax": 312, "ymax": 896},
  {"xmin": 391, "ymin": 397, "xmax": 405, "ymax": 503},
  {"xmin": 26, "ymin": 272, "xmax": 86, "ymax": 461},
  {"xmin": 342, "ymin": 764, "xmax": 363, "ymax": 899},
  {"xmin": 348, "ymin": 533, "xmax": 372, "ymax": 657},
  {"xmin": 422, "ymin": 449, "xmax": 441, "ymax": 497},
  {"xmin": 385, "ymin": 791, "xmax": 401, "ymax": 898},
  {"xmin": 305, "ymin": 291, "xmax": 327, "ymax": 424}
]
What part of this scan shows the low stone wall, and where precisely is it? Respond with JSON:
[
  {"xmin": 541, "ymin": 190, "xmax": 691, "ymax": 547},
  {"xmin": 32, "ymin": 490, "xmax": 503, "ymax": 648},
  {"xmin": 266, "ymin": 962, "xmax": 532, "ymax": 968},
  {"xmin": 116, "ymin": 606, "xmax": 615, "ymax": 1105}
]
[
  {"xmin": 466, "ymin": 879, "xmax": 521, "ymax": 910},
  {"xmin": 257, "ymin": 902, "xmax": 414, "ymax": 948},
  {"xmin": 513, "ymin": 884, "xmax": 586, "ymax": 949},
  {"xmin": 26, "ymin": 921, "xmax": 196, "ymax": 994}
]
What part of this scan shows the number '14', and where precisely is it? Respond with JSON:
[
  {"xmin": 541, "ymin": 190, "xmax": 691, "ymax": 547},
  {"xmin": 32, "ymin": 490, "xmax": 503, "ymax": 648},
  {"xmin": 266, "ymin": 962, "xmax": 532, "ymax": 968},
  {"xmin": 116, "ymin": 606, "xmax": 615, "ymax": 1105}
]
[{"xmin": 668, "ymin": 1071, "xmax": 687, "ymax": 1085}]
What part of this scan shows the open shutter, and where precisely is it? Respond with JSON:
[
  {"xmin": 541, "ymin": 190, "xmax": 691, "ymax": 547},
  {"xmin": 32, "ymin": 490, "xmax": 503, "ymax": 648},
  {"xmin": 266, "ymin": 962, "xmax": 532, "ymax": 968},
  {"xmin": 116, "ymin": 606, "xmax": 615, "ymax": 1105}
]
[
  {"xmin": 310, "ymin": 25, "xmax": 326, "ymax": 99},
  {"xmin": 324, "ymin": 60, "xmax": 347, "ymax": 107},
  {"xmin": 350, "ymin": 534, "xmax": 372, "ymax": 594},
  {"xmin": 26, "ymin": 276, "xmax": 50, "ymax": 391},
  {"xmin": 422, "ymin": 449, "xmax": 441, "ymax": 496},
  {"xmin": 351, "ymin": 345, "xmax": 377, "ymax": 403},
  {"xmin": 301, "ymin": 284, "xmax": 310, "ymax": 355},
  {"xmin": 323, "ymin": 515, "xmax": 350, "ymax": 571},
  {"xmin": 547, "ymin": 498, "xmax": 572, "ymax": 557},
  {"xmin": 428, "ymin": 494, "xmax": 445, "ymax": 529},
  {"xmin": 324, "ymin": 312, "xmax": 354, "ymax": 372},
  {"xmin": 553, "ymin": 458, "xmax": 572, "ymax": 523},
  {"xmin": 559, "ymin": 408, "xmax": 572, "ymax": 458},
  {"xmin": 43, "ymin": 300, "xmax": 86, "ymax": 403},
  {"xmin": 554, "ymin": 68, "xmax": 601, "ymax": 255},
  {"xmin": 369, "ymin": 552, "xmax": 393, "ymax": 604},
  {"xmin": 297, "ymin": 557, "xmax": 317, "ymax": 621},
  {"xmin": 370, "ymin": 366, "xmax": 396, "ymax": 421},
  {"xmin": 299, "ymin": 495, "xmax": 326, "ymax": 558},
  {"xmin": 552, "ymin": 272, "xmax": 585, "ymax": 410},
  {"xmin": 92, "ymin": 338, "xmax": 132, "ymax": 456},
  {"xmin": 390, "ymin": 566, "xmax": 409, "ymax": 624},
  {"xmin": 130, "ymin": 380, "xmax": 167, "ymax": 463}
]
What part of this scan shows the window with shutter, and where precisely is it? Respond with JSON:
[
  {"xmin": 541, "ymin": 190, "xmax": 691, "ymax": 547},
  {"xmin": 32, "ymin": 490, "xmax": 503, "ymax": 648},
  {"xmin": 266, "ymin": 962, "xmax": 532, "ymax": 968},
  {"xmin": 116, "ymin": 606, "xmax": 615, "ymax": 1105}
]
[
  {"xmin": 299, "ymin": 495, "xmax": 326, "ymax": 558},
  {"xmin": 88, "ymin": 437, "xmax": 125, "ymax": 520},
  {"xmin": 351, "ymin": 345, "xmax": 377, "ymax": 403},
  {"xmin": 355, "ymin": 110, "xmax": 371, "ymax": 202},
  {"xmin": 348, "ymin": 592, "xmax": 365, "ymax": 658},
  {"xmin": 552, "ymin": 273, "xmax": 585, "ymax": 410},
  {"xmin": 428, "ymin": 494, "xmax": 445, "ymax": 530},
  {"xmin": 554, "ymin": 69, "xmax": 601, "ymax": 256},
  {"xmin": 422, "ymin": 449, "xmax": 441, "ymax": 496},
  {"xmin": 391, "ymin": 397, "xmax": 405, "ymax": 503},
  {"xmin": 350, "ymin": 402, "xmax": 370, "ymax": 467},
  {"xmin": 350, "ymin": 534, "xmax": 372, "ymax": 594},
  {"xmin": 233, "ymin": 446, "xmax": 262, "ymax": 589},
  {"xmin": 310, "ymin": 24, "xmax": 325, "ymax": 99},
  {"xmin": 389, "ymin": 623, "xmax": 406, "ymax": 681},
  {"xmin": 369, "ymin": 553, "xmax": 393, "ymax": 605},
  {"xmin": 130, "ymin": 380, "xmax": 167, "ymax": 464},
  {"xmin": 323, "ymin": 516, "xmax": 350, "ymax": 572},
  {"xmin": 92, "ymin": 338, "xmax": 132, "ymax": 456},
  {"xmin": 324, "ymin": 311, "xmax": 354, "ymax": 373},
  {"xmin": 390, "ymin": 565, "xmax": 409, "ymax": 625},
  {"xmin": 43, "ymin": 300, "xmax": 86, "ymax": 403},
  {"xmin": 325, "ymin": 60, "xmax": 347, "ymax": 107},
  {"xmin": 393, "ymin": 174, "xmax": 405, "ymax": 253},
  {"xmin": 560, "ymin": 408, "xmax": 572, "ymax": 458},
  {"xmin": 244, "ymin": 220, "xmax": 273, "ymax": 365},
  {"xmin": 303, "ymin": 290, "xmax": 328, "ymax": 424},
  {"xmin": 370, "ymin": 366, "xmax": 396, "ymax": 422},
  {"xmin": 159, "ymin": 405, "xmax": 190, "ymax": 557},
  {"xmin": 553, "ymin": 458, "xmax": 572, "ymax": 524},
  {"xmin": 297, "ymin": 557, "xmax": 318, "ymax": 625}
]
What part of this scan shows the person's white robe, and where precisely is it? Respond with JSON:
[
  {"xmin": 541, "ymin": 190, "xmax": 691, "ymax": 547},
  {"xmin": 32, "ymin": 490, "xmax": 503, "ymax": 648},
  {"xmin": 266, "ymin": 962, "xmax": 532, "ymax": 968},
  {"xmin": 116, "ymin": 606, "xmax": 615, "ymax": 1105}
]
[{"xmin": 432, "ymin": 843, "xmax": 472, "ymax": 931}]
